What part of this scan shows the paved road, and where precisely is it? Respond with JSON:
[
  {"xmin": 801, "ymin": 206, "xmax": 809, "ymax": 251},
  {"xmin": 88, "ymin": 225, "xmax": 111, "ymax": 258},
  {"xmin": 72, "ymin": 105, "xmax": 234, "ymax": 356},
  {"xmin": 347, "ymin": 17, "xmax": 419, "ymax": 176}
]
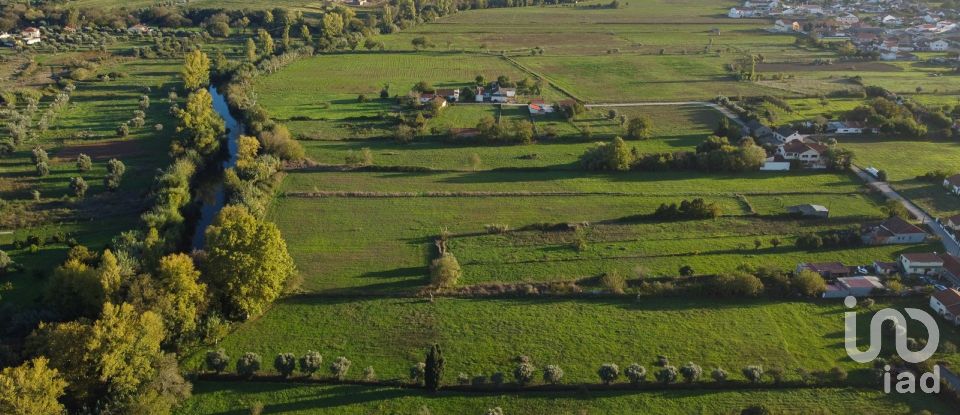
[
  {"xmin": 851, "ymin": 165, "xmax": 960, "ymax": 256},
  {"xmin": 585, "ymin": 101, "xmax": 748, "ymax": 129}
]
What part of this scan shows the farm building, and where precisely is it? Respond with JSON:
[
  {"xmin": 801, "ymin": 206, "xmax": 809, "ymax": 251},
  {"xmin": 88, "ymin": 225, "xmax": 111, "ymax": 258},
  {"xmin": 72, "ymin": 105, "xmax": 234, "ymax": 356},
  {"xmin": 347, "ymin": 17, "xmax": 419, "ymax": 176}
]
[
  {"xmin": 861, "ymin": 216, "xmax": 927, "ymax": 245},
  {"xmin": 822, "ymin": 276, "xmax": 884, "ymax": 298},
  {"xmin": 873, "ymin": 261, "xmax": 899, "ymax": 276},
  {"xmin": 528, "ymin": 100, "xmax": 555, "ymax": 115},
  {"xmin": 786, "ymin": 204, "xmax": 829, "ymax": 218}
]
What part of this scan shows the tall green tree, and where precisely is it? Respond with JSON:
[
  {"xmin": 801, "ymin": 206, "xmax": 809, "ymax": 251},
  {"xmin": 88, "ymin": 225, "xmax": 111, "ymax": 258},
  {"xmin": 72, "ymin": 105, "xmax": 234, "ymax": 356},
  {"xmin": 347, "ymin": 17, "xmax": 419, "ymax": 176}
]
[
  {"xmin": 204, "ymin": 205, "xmax": 295, "ymax": 319},
  {"xmin": 258, "ymin": 29, "xmax": 275, "ymax": 55},
  {"xmin": 245, "ymin": 37, "xmax": 257, "ymax": 62},
  {"xmin": 0, "ymin": 357, "xmax": 68, "ymax": 415},
  {"xmin": 424, "ymin": 344, "xmax": 445, "ymax": 392},
  {"xmin": 173, "ymin": 89, "xmax": 225, "ymax": 157},
  {"xmin": 153, "ymin": 253, "xmax": 207, "ymax": 345},
  {"xmin": 181, "ymin": 49, "xmax": 211, "ymax": 91}
]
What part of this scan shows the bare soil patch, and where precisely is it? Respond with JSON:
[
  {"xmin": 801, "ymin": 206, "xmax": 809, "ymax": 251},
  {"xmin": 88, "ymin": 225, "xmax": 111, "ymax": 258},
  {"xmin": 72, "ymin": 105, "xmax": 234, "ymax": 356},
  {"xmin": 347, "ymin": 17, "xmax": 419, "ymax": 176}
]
[{"xmin": 53, "ymin": 139, "xmax": 148, "ymax": 161}]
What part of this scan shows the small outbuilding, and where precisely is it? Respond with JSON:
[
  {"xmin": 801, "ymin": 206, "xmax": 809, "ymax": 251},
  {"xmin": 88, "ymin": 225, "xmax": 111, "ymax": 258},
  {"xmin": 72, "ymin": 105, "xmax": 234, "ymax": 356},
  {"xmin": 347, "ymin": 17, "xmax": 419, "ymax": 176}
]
[{"xmin": 787, "ymin": 204, "xmax": 829, "ymax": 218}]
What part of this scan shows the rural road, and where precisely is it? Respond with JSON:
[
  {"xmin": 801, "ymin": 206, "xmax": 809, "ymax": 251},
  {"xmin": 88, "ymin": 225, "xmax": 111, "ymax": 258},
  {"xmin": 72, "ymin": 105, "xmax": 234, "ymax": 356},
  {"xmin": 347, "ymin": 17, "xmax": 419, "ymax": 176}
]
[
  {"xmin": 586, "ymin": 101, "xmax": 748, "ymax": 129},
  {"xmin": 851, "ymin": 165, "xmax": 960, "ymax": 256}
]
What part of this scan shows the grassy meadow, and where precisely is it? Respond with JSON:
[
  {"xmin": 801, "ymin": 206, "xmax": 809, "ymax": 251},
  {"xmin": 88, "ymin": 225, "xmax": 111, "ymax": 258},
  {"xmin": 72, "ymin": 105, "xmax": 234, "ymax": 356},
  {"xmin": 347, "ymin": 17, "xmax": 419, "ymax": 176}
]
[
  {"xmin": 180, "ymin": 382, "xmax": 953, "ymax": 415},
  {"xmin": 184, "ymin": 296, "xmax": 960, "ymax": 383}
]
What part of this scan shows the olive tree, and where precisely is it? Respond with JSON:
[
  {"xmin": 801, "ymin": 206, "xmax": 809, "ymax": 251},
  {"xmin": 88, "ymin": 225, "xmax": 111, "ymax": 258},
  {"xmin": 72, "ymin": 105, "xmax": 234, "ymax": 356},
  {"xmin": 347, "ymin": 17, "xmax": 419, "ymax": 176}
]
[
  {"xmin": 274, "ymin": 353, "xmax": 296, "ymax": 377},
  {"xmin": 542, "ymin": 365, "xmax": 564, "ymax": 385},
  {"xmin": 597, "ymin": 363, "xmax": 620, "ymax": 385},
  {"xmin": 299, "ymin": 351, "xmax": 322, "ymax": 376},
  {"xmin": 205, "ymin": 349, "xmax": 229, "ymax": 373},
  {"xmin": 236, "ymin": 352, "xmax": 262, "ymax": 378},
  {"xmin": 625, "ymin": 363, "xmax": 647, "ymax": 385},
  {"xmin": 330, "ymin": 356, "xmax": 351, "ymax": 380}
]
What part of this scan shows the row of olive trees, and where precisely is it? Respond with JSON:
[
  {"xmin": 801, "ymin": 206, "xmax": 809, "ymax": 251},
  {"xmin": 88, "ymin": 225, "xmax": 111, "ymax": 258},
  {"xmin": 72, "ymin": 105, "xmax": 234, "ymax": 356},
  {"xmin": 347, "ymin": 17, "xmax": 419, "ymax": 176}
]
[{"xmin": 205, "ymin": 349, "xmax": 359, "ymax": 380}]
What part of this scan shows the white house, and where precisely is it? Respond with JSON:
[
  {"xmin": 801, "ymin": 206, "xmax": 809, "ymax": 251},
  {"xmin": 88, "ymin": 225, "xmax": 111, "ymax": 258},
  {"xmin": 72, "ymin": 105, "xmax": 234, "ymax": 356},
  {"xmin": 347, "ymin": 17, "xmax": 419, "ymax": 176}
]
[
  {"xmin": 930, "ymin": 39, "xmax": 950, "ymax": 51},
  {"xmin": 20, "ymin": 27, "xmax": 40, "ymax": 45},
  {"xmin": 899, "ymin": 252, "xmax": 944, "ymax": 275},
  {"xmin": 0, "ymin": 32, "xmax": 12, "ymax": 46},
  {"xmin": 943, "ymin": 174, "xmax": 960, "ymax": 195},
  {"xmin": 882, "ymin": 15, "xmax": 902, "ymax": 26},
  {"xmin": 773, "ymin": 126, "xmax": 804, "ymax": 142},
  {"xmin": 729, "ymin": 8, "xmax": 744, "ymax": 18},
  {"xmin": 776, "ymin": 140, "xmax": 827, "ymax": 167},
  {"xmin": 862, "ymin": 217, "xmax": 928, "ymax": 246},
  {"xmin": 930, "ymin": 288, "xmax": 960, "ymax": 325},
  {"xmin": 837, "ymin": 13, "xmax": 860, "ymax": 26}
]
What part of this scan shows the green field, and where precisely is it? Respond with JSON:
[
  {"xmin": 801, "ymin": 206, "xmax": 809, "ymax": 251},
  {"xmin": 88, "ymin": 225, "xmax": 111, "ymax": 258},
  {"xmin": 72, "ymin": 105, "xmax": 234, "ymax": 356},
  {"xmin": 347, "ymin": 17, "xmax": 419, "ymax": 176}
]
[
  {"xmin": 180, "ymin": 382, "xmax": 953, "ymax": 414},
  {"xmin": 184, "ymin": 297, "xmax": 959, "ymax": 383},
  {"xmin": 844, "ymin": 137, "xmax": 960, "ymax": 219}
]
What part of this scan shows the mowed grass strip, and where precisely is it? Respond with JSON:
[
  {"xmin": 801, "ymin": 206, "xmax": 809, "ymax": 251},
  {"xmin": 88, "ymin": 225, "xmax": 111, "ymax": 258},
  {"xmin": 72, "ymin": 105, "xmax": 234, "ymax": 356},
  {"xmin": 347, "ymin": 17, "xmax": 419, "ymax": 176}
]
[
  {"xmin": 179, "ymin": 381, "xmax": 952, "ymax": 414},
  {"xmin": 185, "ymin": 297, "xmax": 960, "ymax": 383},
  {"xmin": 279, "ymin": 170, "xmax": 868, "ymax": 195}
]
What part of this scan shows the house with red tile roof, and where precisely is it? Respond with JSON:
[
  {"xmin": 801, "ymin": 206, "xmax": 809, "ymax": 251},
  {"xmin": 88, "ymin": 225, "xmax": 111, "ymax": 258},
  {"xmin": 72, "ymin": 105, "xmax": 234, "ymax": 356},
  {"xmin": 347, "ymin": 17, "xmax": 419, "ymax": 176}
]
[
  {"xmin": 861, "ymin": 216, "xmax": 927, "ymax": 245},
  {"xmin": 930, "ymin": 288, "xmax": 960, "ymax": 325},
  {"xmin": 775, "ymin": 140, "xmax": 829, "ymax": 168}
]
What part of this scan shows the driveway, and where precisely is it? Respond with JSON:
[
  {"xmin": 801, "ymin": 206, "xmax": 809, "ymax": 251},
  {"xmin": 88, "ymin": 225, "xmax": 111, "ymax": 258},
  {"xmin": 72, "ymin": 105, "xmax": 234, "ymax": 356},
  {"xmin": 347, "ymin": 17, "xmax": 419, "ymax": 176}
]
[{"xmin": 852, "ymin": 165, "xmax": 960, "ymax": 256}]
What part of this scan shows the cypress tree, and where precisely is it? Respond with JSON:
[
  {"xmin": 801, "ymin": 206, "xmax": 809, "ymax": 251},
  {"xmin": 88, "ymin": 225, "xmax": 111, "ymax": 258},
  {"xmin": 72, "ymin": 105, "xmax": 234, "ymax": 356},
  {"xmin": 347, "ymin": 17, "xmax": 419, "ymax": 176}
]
[{"xmin": 425, "ymin": 344, "xmax": 444, "ymax": 392}]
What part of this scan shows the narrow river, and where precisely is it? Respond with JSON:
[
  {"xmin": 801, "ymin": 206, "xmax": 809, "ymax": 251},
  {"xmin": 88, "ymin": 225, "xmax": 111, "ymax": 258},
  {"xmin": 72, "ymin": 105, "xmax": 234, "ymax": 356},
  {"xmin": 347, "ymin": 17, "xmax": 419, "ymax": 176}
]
[{"xmin": 190, "ymin": 86, "xmax": 242, "ymax": 250}]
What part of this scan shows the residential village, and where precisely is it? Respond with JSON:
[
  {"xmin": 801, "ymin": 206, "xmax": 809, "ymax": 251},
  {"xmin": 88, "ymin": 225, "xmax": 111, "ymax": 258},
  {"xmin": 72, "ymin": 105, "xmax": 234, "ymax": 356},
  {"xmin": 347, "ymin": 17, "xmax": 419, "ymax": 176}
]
[{"xmin": 730, "ymin": 0, "xmax": 960, "ymax": 61}]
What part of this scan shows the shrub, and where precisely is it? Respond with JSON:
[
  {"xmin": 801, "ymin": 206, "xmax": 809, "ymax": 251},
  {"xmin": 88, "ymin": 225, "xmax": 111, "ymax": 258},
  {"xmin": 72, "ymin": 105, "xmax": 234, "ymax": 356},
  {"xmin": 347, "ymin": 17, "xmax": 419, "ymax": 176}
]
[
  {"xmin": 742, "ymin": 365, "xmax": 764, "ymax": 383},
  {"xmin": 486, "ymin": 408, "xmax": 504, "ymax": 415},
  {"xmin": 116, "ymin": 123, "xmax": 130, "ymax": 137},
  {"xmin": 76, "ymin": 153, "xmax": 92, "ymax": 172},
  {"xmin": 679, "ymin": 265, "xmax": 694, "ymax": 277},
  {"xmin": 600, "ymin": 270, "xmax": 626, "ymax": 294},
  {"xmin": 31, "ymin": 147, "xmax": 49, "ymax": 164},
  {"xmin": 794, "ymin": 269, "xmax": 827, "ymax": 297},
  {"xmin": 430, "ymin": 253, "xmax": 462, "ymax": 288},
  {"xmin": 236, "ymin": 352, "xmax": 262, "ymax": 378},
  {"xmin": 299, "ymin": 351, "xmax": 323, "ymax": 375},
  {"xmin": 69, "ymin": 177, "xmax": 89, "ymax": 198},
  {"xmin": 580, "ymin": 137, "xmax": 634, "ymax": 171},
  {"xmin": 767, "ymin": 366, "xmax": 786, "ymax": 384},
  {"xmin": 410, "ymin": 362, "xmax": 426, "ymax": 385},
  {"xmin": 205, "ymin": 348, "xmax": 229, "ymax": 373},
  {"xmin": 655, "ymin": 365, "xmax": 678, "ymax": 384},
  {"xmin": 625, "ymin": 363, "xmax": 647, "ymax": 385},
  {"xmin": 711, "ymin": 272, "xmax": 764, "ymax": 297},
  {"xmin": 330, "ymin": 356, "xmax": 352, "ymax": 380},
  {"xmin": 363, "ymin": 366, "xmax": 377, "ymax": 381},
  {"xmin": 680, "ymin": 362, "xmax": 703, "ymax": 383},
  {"xmin": 273, "ymin": 353, "xmax": 296, "ymax": 377},
  {"xmin": 626, "ymin": 116, "xmax": 653, "ymax": 140},
  {"xmin": 513, "ymin": 362, "xmax": 535, "ymax": 385},
  {"xmin": 598, "ymin": 363, "xmax": 620, "ymax": 385},
  {"xmin": 491, "ymin": 372, "xmax": 506, "ymax": 386},
  {"xmin": 457, "ymin": 372, "xmax": 470, "ymax": 385},
  {"xmin": 36, "ymin": 162, "xmax": 50, "ymax": 177},
  {"xmin": 542, "ymin": 365, "xmax": 564, "ymax": 385},
  {"xmin": 711, "ymin": 367, "xmax": 728, "ymax": 382}
]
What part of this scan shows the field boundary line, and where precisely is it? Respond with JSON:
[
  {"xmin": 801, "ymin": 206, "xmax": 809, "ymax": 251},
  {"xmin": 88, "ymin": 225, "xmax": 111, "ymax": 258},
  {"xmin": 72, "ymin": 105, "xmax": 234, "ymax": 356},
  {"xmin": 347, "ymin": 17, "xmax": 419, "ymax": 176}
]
[
  {"xmin": 499, "ymin": 55, "xmax": 583, "ymax": 102},
  {"xmin": 282, "ymin": 190, "xmax": 862, "ymax": 198}
]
